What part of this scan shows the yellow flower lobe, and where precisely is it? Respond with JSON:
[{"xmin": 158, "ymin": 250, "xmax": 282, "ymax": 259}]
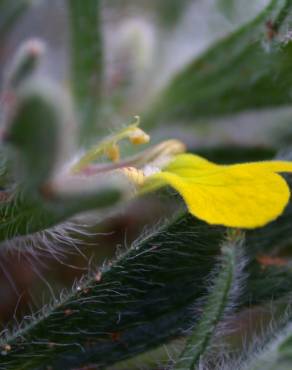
[{"xmin": 144, "ymin": 154, "xmax": 292, "ymax": 229}]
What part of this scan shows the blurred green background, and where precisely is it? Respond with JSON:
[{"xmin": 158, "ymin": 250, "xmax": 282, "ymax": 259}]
[{"xmin": 2, "ymin": 1, "xmax": 292, "ymax": 368}]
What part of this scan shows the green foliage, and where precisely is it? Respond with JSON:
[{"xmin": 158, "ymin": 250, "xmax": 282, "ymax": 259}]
[
  {"xmin": 2, "ymin": 1, "xmax": 292, "ymax": 370},
  {"xmin": 68, "ymin": 0, "xmax": 103, "ymax": 145},
  {"xmin": 0, "ymin": 79, "xmax": 125, "ymax": 241},
  {"xmin": 174, "ymin": 232, "xmax": 245, "ymax": 370},
  {"xmin": 1, "ymin": 208, "xmax": 292, "ymax": 369},
  {"xmin": 0, "ymin": 215, "xmax": 224, "ymax": 370},
  {"xmin": 0, "ymin": 184, "xmax": 123, "ymax": 242},
  {"xmin": 144, "ymin": 0, "xmax": 292, "ymax": 128},
  {"xmin": 7, "ymin": 82, "xmax": 61, "ymax": 188}
]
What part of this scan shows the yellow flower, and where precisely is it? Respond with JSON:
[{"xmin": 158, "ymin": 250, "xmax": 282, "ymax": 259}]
[
  {"xmin": 70, "ymin": 119, "xmax": 292, "ymax": 230},
  {"xmin": 143, "ymin": 153, "xmax": 292, "ymax": 229}
]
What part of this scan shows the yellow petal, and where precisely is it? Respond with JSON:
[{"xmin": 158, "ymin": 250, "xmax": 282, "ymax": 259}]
[
  {"xmin": 145, "ymin": 154, "xmax": 292, "ymax": 229},
  {"xmin": 229, "ymin": 160, "xmax": 292, "ymax": 174},
  {"xmin": 166, "ymin": 153, "xmax": 217, "ymax": 171},
  {"xmin": 166, "ymin": 154, "xmax": 292, "ymax": 174}
]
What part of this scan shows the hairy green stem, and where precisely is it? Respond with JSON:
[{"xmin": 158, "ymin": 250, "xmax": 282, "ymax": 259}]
[{"xmin": 174, "ymin": 232, "xmax": 244, "ymax": 370}]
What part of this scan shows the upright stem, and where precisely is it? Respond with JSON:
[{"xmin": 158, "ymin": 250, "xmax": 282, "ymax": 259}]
[
  {"xmin": 175, "ymin": 231, "xmax": 245, "ymax": 370},
  {"xmin": 68, "ymin": 0, "xmax": 103, "ymax": 147}
]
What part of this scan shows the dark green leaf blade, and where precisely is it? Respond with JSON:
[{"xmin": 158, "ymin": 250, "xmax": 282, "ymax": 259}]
[
  {"xmin": 0, "ymin": 215, "xmax": 225, "ymax": 370},
  {"xmin": 144, "ymin": 0, "xmax": 292, "ymax": 128},
  {"xmin": 2, "ymin": 205, "xmax": 292, "ymax": 369}
]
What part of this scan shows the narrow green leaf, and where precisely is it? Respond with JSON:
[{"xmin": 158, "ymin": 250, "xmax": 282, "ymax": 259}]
[
  {"xmin": 68, "ymin": 0, "xmax": 103, "ymax": 146},
  {"xmin": 0, "ymin": 183, "xmax": 124, "ymax": 242},
  {"xmin": 174, "ymin": 232, "xmax": 245, "ymax": 370},
  {"xmin": 144, "ymin": 0, "xmax": 292, "ymax": 128},
  {"xmin": 1, "ymin": 205, "xmax": 292, "ymax": 368},
  {"xmin": 2, "ymin": 79, "xmax": 125, "ymax": 242},
  {"xmin": 5, "ymin": 81, "xmax": 62, "ymax": 189},
  {"xmin": 0, "ymin": 215, "xmax": 225, "ymax": 370}
]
